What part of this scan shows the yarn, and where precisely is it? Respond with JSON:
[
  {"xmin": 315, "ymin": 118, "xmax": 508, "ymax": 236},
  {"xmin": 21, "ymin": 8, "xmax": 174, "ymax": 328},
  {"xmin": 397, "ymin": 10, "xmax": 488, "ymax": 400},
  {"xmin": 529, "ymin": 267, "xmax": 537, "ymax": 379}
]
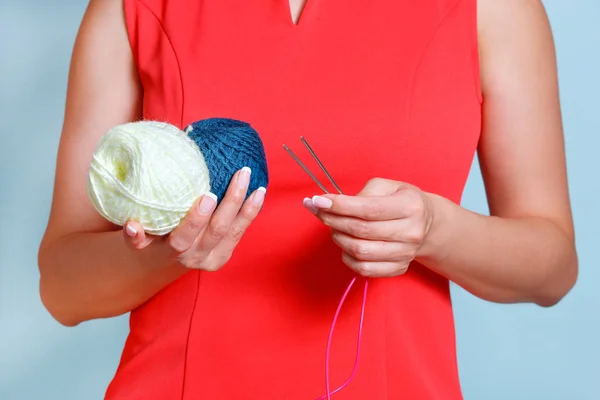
[
  {"xmin": 88, "ymin": 116, "xmax": 365, "ymax": 399},
  {"xmin": 87, "ymin": 118, "xmax": 269, "ymax": 235},
  {"xmin": 185, "ymin": 118, "xmax": 269, "ymax": 202}
]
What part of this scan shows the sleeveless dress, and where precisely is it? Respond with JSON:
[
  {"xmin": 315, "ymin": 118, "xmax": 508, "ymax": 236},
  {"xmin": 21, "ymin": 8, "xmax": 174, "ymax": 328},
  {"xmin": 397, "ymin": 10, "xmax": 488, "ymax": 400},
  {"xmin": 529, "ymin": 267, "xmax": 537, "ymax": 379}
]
[{"xmin": 105, "ymin": 0, "xmax": 482, "ymax": 398}]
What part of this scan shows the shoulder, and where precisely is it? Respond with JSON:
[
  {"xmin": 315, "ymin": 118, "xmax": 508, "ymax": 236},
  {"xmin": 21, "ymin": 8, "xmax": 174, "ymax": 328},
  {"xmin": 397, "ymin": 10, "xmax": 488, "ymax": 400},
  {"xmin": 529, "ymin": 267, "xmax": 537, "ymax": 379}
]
[
  {"xmin": 477, "ymin": 0, "xmax": 556, "ymax": 93},
  {"xmin": 477, "ymin": 0, "xmax": 553, "ymax": 51}
]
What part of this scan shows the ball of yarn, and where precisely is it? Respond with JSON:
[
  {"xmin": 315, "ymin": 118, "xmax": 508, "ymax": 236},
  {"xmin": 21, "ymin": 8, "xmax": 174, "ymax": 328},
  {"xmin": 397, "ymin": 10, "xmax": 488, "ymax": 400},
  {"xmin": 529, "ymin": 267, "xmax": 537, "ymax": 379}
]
[
  {"xmin": 87, "ymin": 118, "xmax": 269, "ymax": 236},
  {"xmin": 185, "ymin": 118, "xmax": 269, "ymax": 202},
  {"xmin": 87, "ymin": 121, "xmax": 211, "ymax": 235}
]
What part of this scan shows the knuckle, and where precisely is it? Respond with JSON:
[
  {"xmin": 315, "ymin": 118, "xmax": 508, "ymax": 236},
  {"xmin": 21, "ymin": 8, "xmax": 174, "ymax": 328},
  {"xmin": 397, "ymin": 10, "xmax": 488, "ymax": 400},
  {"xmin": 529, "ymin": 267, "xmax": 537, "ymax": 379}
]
[
  {"xmin": 207, "ymin": 253, "xmax": 231, "ymax": 271},
  {"xmin": 391, "ymin": 262, "xmax": 410, "ymax": 276},
  {"xmin": 191, "ymin": 258, "xmax": 206, "ymax": 269},
  {"xmin": 331, "ymin": 232, "xmax": 344, "ymax": 247},
  {"xmin": 229, "ymin": 225, "xmax": 246, "ymax": 242},
  {"xmin": 202, "ymin": 262, "xmax": 220, "ymax": 272},
  {"xmin": 331, "ymin": 231, "xmax": 340, "ymax": 243},
  {"xmin": 412, "ymin": 199, "xmax": 426, "ymax": 215},
  {"xmin": 399, "ymin": 262, "xmax": 411, "ymax": 274},
  {"xmin": 355, "ymin": 262, "xmax": 372, "ymax": 276},
  {"xmin": 167, "ymin": 236, "xmax": 187, "ymax": 253},
  {"xmin": 181, "ymin": 255, "xmax": 201, "ymax": 269},
  {"xmin": 184, "ymin": 218, "xmax": 203, "ymax": 232},
  {"xmin": 240, "ymin": 204, "xmax": 259, "ymax": 220},
  {"xmin": 401, "ymin": 247, "xmax": 417, "ymax": 261},
  {"xmin": 209, "ymin": 222, "xmax": 229, "ymax": 241},
  {"xmin": 230, "ymin": 192, "xmax": 245, "ymax": 206},
  {"xmin": 351, "ymin": 242, "xmax": 369, "ymax": 258},
  {"xmin": 404, "ymin": 226, "xmax": 425, "ymax": 243},
  {"xmin": 219, "ymin": 253, "xmax": 233, "ymax": 266},
  {"xmin": 351, "ymin": 221, "xmax": 370, "ymax": 238},
  {"xmin": 367, "ymin": 177, "xmax": 385, "ymax": 187},
  {"xmin": 363, "ymin": 201, "xmax": 382, "ymax": 219},
  {"xmin": 405, "ymin": 191, "xmax": 425, "ymax": 214}
]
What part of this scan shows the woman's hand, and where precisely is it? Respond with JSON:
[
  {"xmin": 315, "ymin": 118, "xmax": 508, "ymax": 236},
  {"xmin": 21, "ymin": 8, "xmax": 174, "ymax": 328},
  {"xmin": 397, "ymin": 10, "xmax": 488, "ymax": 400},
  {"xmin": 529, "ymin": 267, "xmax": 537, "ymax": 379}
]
[
  {"xmin": 304, "ymin": 178, "xmax": 434, "ymax": 278},
  {"xmin": 123, "ymin": 167, "xmax": 266, "ymax": 271}
]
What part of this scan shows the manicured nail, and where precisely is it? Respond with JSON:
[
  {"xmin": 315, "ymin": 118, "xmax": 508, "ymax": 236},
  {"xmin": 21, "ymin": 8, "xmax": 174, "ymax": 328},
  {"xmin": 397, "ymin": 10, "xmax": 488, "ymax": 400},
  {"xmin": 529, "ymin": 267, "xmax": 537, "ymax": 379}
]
[
  {"xmin": 312, "ymin": 195, "xmax": 332, "ymax": 209},
  {"xmin": 303, "ymin": 197, "xmax": 318, "ymax": 215},
  {"xmin": 199, "ymin": 192, "xmax": 218, "ymax": 214},
  {"xmin": 252, "ymin": 187, "xmax": 266, "ymax": 205},
  {"xmin": 237, "ymin": 167, "xmax": 251, "ymax": 189},
  {"xmin": 125, "ymin": 224, "xmax": 137, "ymax": 237}
]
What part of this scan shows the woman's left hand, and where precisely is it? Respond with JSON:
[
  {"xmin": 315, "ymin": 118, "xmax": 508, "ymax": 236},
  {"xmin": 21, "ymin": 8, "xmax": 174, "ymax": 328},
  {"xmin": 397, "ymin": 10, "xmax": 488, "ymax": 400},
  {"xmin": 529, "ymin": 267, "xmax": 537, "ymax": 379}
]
[{"xmin": 303, "ymin": 178, "xmax": 435, "ymax": 278}]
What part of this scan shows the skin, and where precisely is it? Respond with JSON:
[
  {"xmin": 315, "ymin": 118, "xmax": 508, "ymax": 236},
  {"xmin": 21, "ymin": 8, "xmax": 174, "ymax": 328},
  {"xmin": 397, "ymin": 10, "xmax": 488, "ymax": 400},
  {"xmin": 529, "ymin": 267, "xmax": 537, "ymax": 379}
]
[
  {"xmin": 38, "ymin": 0, "xmax": 576, "ymax": 327},
  {"xmin": 37, "ymin": 0, "xmax": 266, "ymax": 327},
  {"xmin": 289, "ymin": 0, "xmax": 308, "ymax": 24},
  {"xmin": 305, "ymin": 0, "xmax": 578, "ymax": 307}
]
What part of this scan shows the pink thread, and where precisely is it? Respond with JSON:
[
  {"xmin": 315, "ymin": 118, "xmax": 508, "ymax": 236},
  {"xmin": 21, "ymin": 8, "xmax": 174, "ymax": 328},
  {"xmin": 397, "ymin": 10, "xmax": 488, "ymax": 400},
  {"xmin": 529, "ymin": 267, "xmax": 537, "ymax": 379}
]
[{"xmin": 316, "ymin": 277, "xmax": 369, "ymax": 399}]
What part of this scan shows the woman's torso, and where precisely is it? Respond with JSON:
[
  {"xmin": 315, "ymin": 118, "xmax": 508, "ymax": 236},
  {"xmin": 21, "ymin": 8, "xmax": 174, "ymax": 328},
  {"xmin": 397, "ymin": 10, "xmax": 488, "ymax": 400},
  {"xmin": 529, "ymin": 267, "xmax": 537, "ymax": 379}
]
[{"xmin": 105, "ymin": 0, "xmax": 481, "ymax": 398}]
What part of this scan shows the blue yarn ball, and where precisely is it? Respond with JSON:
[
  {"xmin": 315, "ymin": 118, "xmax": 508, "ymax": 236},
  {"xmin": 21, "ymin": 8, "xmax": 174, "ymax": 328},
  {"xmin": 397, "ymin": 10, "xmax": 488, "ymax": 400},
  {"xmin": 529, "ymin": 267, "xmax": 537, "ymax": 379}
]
[{"xmin": 184, "ymin": 118, "xmax": 269, "ymax": 203}]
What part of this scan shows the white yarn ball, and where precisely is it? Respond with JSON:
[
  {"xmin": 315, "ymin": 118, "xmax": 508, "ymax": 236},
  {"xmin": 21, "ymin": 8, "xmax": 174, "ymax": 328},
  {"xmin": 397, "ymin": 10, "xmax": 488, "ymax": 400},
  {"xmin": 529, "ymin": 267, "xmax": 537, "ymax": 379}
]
[{"xmin": 87, "ymin": 121, "xmax": 211, "ymax": 235}]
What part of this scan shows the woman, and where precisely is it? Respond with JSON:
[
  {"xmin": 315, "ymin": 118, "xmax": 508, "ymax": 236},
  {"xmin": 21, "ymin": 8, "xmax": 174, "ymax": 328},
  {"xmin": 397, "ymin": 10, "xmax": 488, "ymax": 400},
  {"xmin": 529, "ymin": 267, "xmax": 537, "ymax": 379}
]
[{"xmin": 38, "ymin": 0, "xmax": 577, "ymax": 398}]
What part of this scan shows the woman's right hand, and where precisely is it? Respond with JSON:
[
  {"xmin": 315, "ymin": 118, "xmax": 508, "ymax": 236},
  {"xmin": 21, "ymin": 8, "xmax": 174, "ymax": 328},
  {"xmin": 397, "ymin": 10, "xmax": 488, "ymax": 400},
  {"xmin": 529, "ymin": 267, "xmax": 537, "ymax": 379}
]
[{"xmin": 122, "ymin": 167, "xmax": 266, "ymax": 271}]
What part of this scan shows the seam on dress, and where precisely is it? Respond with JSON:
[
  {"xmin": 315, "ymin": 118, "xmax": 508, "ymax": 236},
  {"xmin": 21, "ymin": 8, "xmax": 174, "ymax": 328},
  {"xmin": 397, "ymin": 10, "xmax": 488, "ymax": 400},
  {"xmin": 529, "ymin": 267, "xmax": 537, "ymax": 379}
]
[
  {"xmin": 133, "ymin": 2, "xmax": 194, "ymax": 399},
  {"xmin": 135, "ymin": 0, "xmax": 186, "ymax": 127},
  {"xmin": 180, "ymin": 271, "xmax": 202, "ymax": 400},
  {"xmin": 405, "ymin": 0, "xmax": 471, "ymax": 131}
]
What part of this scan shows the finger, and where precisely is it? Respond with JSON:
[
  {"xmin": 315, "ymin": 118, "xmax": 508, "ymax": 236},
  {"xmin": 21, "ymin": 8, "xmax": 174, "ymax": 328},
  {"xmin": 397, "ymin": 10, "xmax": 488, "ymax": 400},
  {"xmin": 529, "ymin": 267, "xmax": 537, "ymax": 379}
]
[
  {"xmin": 319, "ymin": 214, "xmax": 425, "ymax": 243},
  {"xmin": 212, "ymin": 186, "xmax": 267, "ymax": 259},
  {"xmin": 168, "ymin": 193, "xmax": 217, "ymax": 253},
  {"xmin": 123, "ymin": 220, "xmax": 153, "ymax": 250},
  {"xmin": 331, "ymin": 231, "xmax": 415, "ymax": 262},
  {"xmin": 342, "ymin": 252, "xmax": 410, "ymax": 278},
  {"xmin": 302, "ymin": 197, "xmax": 318, "ymax": 215},
  {"xmin": 311, "ymin": 193, "xmax": 412, "ymax": 221},
  {"xmin": 195, "ymin": 167, "xmax": 251, "ymax": 253}
]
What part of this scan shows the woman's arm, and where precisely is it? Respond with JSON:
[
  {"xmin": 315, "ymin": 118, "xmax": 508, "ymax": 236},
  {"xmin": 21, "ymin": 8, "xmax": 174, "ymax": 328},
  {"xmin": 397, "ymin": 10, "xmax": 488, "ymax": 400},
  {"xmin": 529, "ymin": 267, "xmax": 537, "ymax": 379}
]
[
  {"xmin": 307, "ymin": 0, "xmax": 577, "ymax": 307},
  {"xmin": 39, "ymin": 0, "xmax": 265, "ymax": 327},
  {"xmin": 38, "ymin": 0, "xmax": 168, "ymax": 327},
  {"xmin": 38, "ymin": 0, "xmax": 188, "ymax": 326},
  {"xmin": 418, "ymin": 0, "xmax": 577, "ymax": 306}
]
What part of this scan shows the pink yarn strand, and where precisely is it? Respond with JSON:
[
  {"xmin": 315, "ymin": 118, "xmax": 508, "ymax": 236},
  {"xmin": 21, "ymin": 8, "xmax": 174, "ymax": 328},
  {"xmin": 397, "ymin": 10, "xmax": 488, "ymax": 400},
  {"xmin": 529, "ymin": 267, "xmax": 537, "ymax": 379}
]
[{"xmin": 316, "ymin": 277, "xmax": 369, "ymax": 400}]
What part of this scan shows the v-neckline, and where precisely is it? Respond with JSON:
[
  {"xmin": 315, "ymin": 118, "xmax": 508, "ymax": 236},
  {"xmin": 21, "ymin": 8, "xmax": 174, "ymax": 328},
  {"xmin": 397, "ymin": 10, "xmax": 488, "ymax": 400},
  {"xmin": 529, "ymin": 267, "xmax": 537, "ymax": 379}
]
[{"xmin": 286, "ymin": 0, "xmax": 312, "ymax": 27}]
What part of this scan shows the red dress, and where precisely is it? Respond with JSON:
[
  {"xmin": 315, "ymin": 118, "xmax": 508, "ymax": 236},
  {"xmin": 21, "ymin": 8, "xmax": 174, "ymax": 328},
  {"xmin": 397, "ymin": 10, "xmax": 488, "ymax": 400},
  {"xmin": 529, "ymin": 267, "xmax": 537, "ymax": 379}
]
[{"xmin": 105, "ymin": 0, "xmax": 482, "ymax": 398}]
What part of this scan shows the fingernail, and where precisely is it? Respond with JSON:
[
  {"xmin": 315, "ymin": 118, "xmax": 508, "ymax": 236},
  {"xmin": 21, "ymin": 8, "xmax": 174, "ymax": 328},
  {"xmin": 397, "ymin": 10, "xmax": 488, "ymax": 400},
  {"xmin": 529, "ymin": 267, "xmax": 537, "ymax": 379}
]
[
  {"xmin": 312, "ymin": 195, "xmax": 332, "ymax": 209},
  {"xmin": 237, "ymin": 167, "xmax": 251, "ymax": 189},
  {"xmin": 125, "ymin": 224, "xmax": 137, "ymax": 237},
  {"xmin": 303, "ymin": 197, "xmax": 318, "ymax": 215},
  {"xmin": 199, "ymin": 192, "xmax": 217, "ymax": 214},
  {"xmin": 252, "ymin": 187, "xmax": 266, "ymax": 205}
]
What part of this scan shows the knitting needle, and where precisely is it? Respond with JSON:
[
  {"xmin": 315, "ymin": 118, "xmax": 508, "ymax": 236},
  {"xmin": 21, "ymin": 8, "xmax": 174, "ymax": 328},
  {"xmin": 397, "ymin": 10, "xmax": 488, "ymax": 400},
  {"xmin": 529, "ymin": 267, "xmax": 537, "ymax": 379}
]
[
  {"xmin": 299, "ymin": 137, "xmax": 343, "ymax": 194},
  {"xmin": 283, "ymin": 144, "xmax": 330, "ymax": 194},
  {"xmin": 283, "ymin": 138, "xmax": 343, "ymax": 195}
]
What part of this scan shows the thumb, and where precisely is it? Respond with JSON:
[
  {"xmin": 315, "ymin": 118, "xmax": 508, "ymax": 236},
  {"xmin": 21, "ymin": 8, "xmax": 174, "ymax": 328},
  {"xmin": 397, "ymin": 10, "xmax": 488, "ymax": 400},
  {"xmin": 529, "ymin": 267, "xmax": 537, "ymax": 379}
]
[
  {"xmin": 359, "ymin": 178, "xmax": 413, "ymax": 196},
  {"xmin": 123, "ymin": 220, "xmax": 154, "ymax": 250}
]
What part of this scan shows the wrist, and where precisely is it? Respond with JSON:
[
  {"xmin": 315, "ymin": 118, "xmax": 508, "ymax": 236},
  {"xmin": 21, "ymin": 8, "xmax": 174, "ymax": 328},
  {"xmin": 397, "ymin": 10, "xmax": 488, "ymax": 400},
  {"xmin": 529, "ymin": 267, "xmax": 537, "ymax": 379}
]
[{"xmin": 415, "ymin": 192, "xmax": 455, "ymax": 266}]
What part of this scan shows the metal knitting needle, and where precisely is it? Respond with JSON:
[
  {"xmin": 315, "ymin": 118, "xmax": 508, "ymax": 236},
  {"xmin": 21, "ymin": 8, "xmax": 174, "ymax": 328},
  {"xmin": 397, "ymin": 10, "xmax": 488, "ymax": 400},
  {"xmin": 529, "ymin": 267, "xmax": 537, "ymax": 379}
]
[
  {"xmin": 283, "ymin": 144, "xmax": 331, "ymax": 194},
  {"xmin": 299, "ymin": 137, "xmax": 343, "ymax": 194},
  {"xmin": 283, "ymin": 138, "xmax": 343, "ymax": 195}
]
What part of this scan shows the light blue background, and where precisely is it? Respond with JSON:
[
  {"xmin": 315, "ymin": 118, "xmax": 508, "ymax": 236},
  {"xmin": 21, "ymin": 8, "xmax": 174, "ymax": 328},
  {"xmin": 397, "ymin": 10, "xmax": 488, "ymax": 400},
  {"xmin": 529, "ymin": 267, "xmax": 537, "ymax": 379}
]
[{"xmin": 0, "ymin": 1, "xmax": 598, "ymax": 399}]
